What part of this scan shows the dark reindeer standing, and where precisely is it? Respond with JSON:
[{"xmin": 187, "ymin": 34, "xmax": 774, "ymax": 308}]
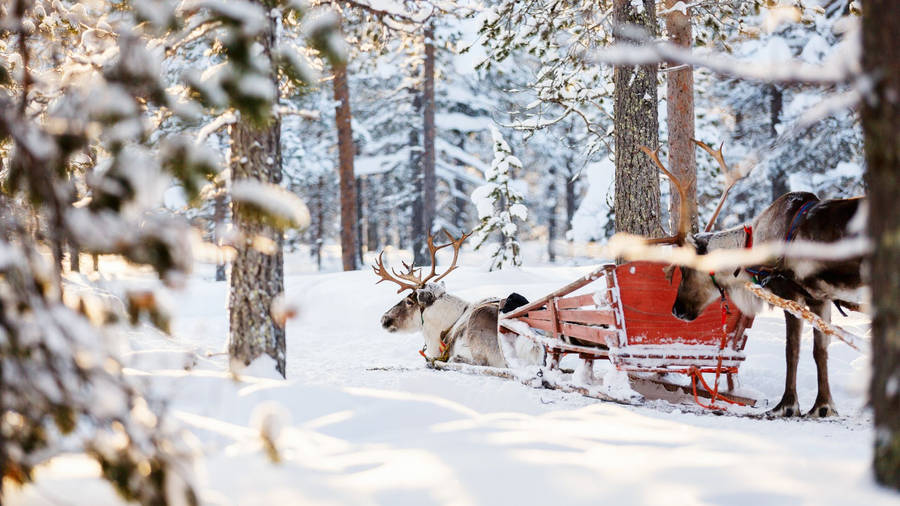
[{"xmin": 651, "ymin": 141, "xmax": 866, "ymax": 417}]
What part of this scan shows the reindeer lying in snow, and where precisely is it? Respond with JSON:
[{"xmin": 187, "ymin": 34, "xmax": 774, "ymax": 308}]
[
  {"xmin": 375, "ymin": 231, "xmax": 535, "ymax": 368},
  {"xmin": 645, "ymin": 142, "xmax": 866, "ymax": 418}
]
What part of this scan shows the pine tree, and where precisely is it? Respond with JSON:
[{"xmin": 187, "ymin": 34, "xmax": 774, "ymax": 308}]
[
  {"xmin": 612, "ymin": 0, "xmax": 662, "ymax": 237},
  {"xmin": 227, "ymin": 16, "xmax": 288, "ymax": 379},
  {"xmin": 664, "ymin": 0, "xmax": 698, "ymax": 234},
  {"xmin": 471, "ymin": 125, "xmax": 527, "ymax": 270},
  {"xmin": 0, "ymin": 0, "xmax": 209, "ymax": 501},
  {"xmin": 332, "ymin": 39, "xmax": 359, "ymax": 271},
  {"xmin": 175, "ymin": 1, "xmax": 342, "ymax": 376},
  {"xmin": 862, "ymin": 0, "xmax": 900, "ymax": 490}
]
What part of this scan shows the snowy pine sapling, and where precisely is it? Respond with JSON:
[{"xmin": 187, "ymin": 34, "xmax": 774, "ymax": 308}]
[{"xmin": 471, "ymin": 126, "xmax": 527, "ymax": 270}]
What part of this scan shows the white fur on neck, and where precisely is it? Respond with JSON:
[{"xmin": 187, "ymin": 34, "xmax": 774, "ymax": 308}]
[
  {"xmin": 726, "ymin": 278, "xmax": 765, "ymax": 315},
  {"xmin": 704, "ymin": 225, "xmax": 747, "ymax": 250},
  {"xmin": 706, "ymin": 225, "xmax": 764, "ymax": 316},
  {"xmin": 421, "ymin": 293, "xmax": 468, "ymax": 359}
]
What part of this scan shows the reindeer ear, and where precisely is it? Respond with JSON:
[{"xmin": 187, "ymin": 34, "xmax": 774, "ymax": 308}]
[
  {"xmin": 416, "ymin": 289, "xmax": 436, "ymax": 307},
  {"xmin": 663, "ymin": 265, "xmax": 676, "ymax": 284}
]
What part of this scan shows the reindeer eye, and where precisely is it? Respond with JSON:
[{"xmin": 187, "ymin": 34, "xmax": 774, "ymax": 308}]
[{"xmin": 405, "ymin": 299, "xmax": 413, "ymax": 306}]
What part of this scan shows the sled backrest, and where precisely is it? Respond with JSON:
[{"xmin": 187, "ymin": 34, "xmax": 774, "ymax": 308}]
[
  {"xmin": 613, "ymin": 261, "xmax": 751, "ymax": 349},
  {"xmin": 501, "ymin": 265, "xmax": 618, "ymax": 349}
]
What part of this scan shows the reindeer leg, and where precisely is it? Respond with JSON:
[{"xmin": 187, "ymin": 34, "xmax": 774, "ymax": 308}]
[
  {"xmin": 768, "ymin": 311, "xmax": 802, "ymax": 417},
  {"xmin": 807, "ymin": 301, "xmax": 838, "ymax": 418}
]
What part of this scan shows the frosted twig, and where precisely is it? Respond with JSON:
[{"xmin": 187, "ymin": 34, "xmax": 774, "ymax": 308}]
[{"xmin": 744, "ymin": 282, "xmax": 867, "ymax": 353}]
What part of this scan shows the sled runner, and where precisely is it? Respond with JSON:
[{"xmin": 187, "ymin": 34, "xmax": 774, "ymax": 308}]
[{"xmin": 498, "ymin": 260, "xmax": 757, "ymax": 408}]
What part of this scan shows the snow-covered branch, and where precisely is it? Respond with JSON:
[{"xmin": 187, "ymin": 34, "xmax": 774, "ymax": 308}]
[{"xmin": 593, "ymin": 24, "xmax": 860, "ymax": 86}]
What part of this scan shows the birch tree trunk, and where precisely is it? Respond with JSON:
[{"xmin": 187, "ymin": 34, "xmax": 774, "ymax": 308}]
[
  {"xmin": 862, "ymin": 0, "xmax": 900, "ymax": 489},
  {"xmin": 334, "ymin": 61, "xmax": 358, "ymax": 271},
  {"xmin": 227, "ymin": 3, "xmax": 286, "ymax": 377},
  {"xmin": 613, "ymin": 0, "xmax": 662, "ymax": 237},
  {"xmin": 664, "ymin": 0, "xmax": 697, "ymax": 234}
]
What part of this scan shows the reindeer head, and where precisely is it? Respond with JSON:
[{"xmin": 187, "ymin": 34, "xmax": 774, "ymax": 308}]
[
  {"xmin": 380, "ymin": 283, "xmax": 446, "ymax": 333},
  {"xmin": 670, "ymin": 235, "xmax": 723, "ymax": 321},
  {"xmin": 374, "ymin": 230, "xmax": 470, "ymax": 333}
]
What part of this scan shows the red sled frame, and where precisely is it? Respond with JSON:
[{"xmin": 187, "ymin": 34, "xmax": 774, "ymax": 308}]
[{"xmin": 498, "ymin": 261, "xmax": 757, "ymax": 408}]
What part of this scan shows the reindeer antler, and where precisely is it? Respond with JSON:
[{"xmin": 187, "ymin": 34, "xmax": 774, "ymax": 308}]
[
  {"xmin": 422, "ymin": 229, "xmax": 472, "ymax": 285},
  {"xmin": 372, "ymin": 229, "xmax": 471, "ymax": 292},
  {"xmin": 373, "ymin": 252, "xmax": 422, "ymax": 293},
  {"xmin": 639, "ymin": 145, "xmax": 692, "ymax": 245},
  {"xmin": 693, "ymin": 139, "xmax": 746, "ymax": 232}
]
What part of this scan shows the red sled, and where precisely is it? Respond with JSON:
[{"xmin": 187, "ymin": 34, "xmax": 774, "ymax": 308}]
[{"xmin": 498, "ymin": 261, "xmax": 757, "ymax": 408}]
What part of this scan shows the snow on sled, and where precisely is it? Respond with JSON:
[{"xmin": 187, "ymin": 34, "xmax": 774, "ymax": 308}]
[{"xmin": 498, "ymin": 260, "xmax": 757, "ymax": 409}]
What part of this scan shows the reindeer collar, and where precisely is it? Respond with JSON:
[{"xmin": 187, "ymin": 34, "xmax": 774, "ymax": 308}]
[
  {"xmin": 785, "ymin": 200, "xmax": 817, "ymax": 242},
  {"xmin": 419, "ymin": 324, "xmax": 455, "ymax": 364}
]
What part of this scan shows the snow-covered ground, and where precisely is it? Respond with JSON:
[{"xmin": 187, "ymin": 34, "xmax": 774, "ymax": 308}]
[{"xmin": 8, "ymin": 249, "xmax": 899, "ymax": 506}]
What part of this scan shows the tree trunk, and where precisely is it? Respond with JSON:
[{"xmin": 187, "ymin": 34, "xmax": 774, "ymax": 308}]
[
  {"xmin": 664, "ymin": 0, "xmax": 697, "ymax": 234},
  {"xmin": 613, "ymin": 0, "xmax": 661, "ymax": 237},
  {"xmin": 227, "ymin": 6, "xmax": 286, "ymax": 377},
  {"xmin": 862, "ymin": 0, "xmax": 900, "ymax": 490},
  {"xmin": 363, "ymin": 175, "xmax": 379, "ymax": 252},
  {"xmin": 314, "ymin": 175, "xmax": 325, "ymax": 270},
  {"xmin": 454, "ymin": 177, "xmax": 466, "ymax": 232},
  {"xmin": 547, "ymin": 165, "xmax": 558, "ymax": 263},
  {"xmin": 68, "ymin": 241, "xmax": 79, "ymax": 272},
  {"xmin": 768, "ymin": 84, "xmax": 783, "ymax": 138},
  {"xmin": 415, "ymin": 22, "xmax": 437, "ymax": 264},
  {"xmin": 356, "ymin": 176, "xmax": 364, "ymax": 263},
  {"xmin": 214, "ymin": 191, "xmax": 226, "ymax": 282},
  {"xmin": 409, "ymin": 89, "xmax": 422, "ymax": 260},
  {"xmin": 565, "ymin": 162, "xmax": 577, "ymax": 238},
  {"xmin": 333, "ymin": 61, "xmax": 358, "ymax": 271}
]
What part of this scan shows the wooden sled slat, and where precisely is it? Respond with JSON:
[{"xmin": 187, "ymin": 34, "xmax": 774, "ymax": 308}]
[
  {"xmin": 559, "ymin": 322, "xmax": 617, "ymax": 346},
  {"xmin": 556, "ymin": 293, "xmax": 599, "ymax": 309},
  {"xmin": 557, "ymin": 309, "xmax": 616, "ymax": 326}
]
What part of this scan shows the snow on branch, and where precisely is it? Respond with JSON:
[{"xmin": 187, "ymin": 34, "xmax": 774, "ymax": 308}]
[
  {"xmin": 592, "ymin": 24, "xmax": 861, "ymax": 86},
  {"xmin": 601, "ymin": 233, "xmax": 871, "ymax": 273},
  {"xmin": 232, "ymin": 180, "xmax": 311, "ymax": 230}
]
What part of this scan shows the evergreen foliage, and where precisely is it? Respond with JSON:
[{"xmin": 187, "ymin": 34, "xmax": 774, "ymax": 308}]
[{"xmin": 471, "ymin": 125, "xmax": 527, "ymax": 270}]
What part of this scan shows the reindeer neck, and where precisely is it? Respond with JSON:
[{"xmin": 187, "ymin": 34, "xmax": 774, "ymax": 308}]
[
  {"xmin": 705, "ymin": 225, "xmax": 748, "ymax": 251},
  {"xmin": 707, "ymin": 226, "xmax": 764, "ymax": 315},
  {"xmin": 423, "ymin": 294, "xmax": 468, "ymax": 332},
  {"xmin": 421, "ymin": 294, "xmax": 468, "ymax": 356}
]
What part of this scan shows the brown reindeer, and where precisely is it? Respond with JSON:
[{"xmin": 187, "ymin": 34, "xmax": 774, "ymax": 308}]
[
  {"xmin": 374, "ymin": 231, "xmax": 537, "ymax": 367},
  {"xmin": 653, "ymin": 143, "xmax": 866, "ymax": 418}
]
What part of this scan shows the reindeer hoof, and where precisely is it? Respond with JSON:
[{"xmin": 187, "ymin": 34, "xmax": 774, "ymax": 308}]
[
  {"xmin": 767, "ymin": 400, "xmax": 801, "ymax": 418},
  {"xmin": 806, "ymin": 403, "xmax": 838, "ymax": 418}
]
